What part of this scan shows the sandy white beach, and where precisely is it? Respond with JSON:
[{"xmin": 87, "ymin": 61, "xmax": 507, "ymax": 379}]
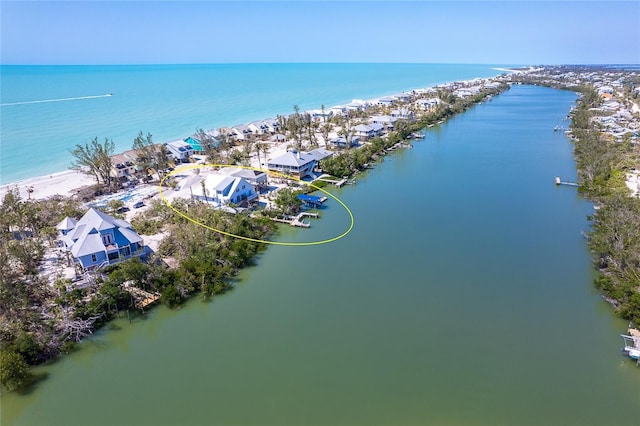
[
  {"xmin": 0, "ymin": 137, "xmax": 291, "ymax": 203},
  {"xmin": 0, "ymin": 170, "xmax": 96, "ymax": 201}
]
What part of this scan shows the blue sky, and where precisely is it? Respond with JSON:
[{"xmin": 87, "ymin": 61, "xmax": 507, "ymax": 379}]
[{"xmin": 1, "ymin": 1, "xmax": 639, "ymax": 65}]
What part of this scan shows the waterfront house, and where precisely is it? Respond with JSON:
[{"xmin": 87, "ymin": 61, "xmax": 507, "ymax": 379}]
[
  {"xmin": 390, "ymin": 108, "xmax": 414, "ymax": 120},
  {"xmin": 217, "ymin": 127, "xmax": 235, "ymax": 141},
  {"xmin": 262, "ymin": 118, "xmax": 280, "ymax": 134},
  {"xmin": 122, "ymin": 149, "xmax": 143, "ymax": 174},
  {"xmin": 230, "ymin": 124, "xmax": 252, "ymax": 141},
  {"xmin": 346, "ymin": 99, "xmax": 370, "ymax": 111},
  {"xmin": 328, "ymin": 135, "xmax": 360, "ymax": 149},
  {"xmin": 308, "ymin": 147, "xmax": 334, "ymax": 162},
  {"xmin": 219, "ymin": 167, "xmax": 268, "ymax": 190},
  {"xmin": 121, "ymin": 144, "xmax": 168, "ymax": 178},
  {"xmin": 191, "ymin": 173, "xmax": 258, "ymax": 207},
  {"xmin": 369, "ymin": 115, "xmax": 398, "ymax": 130},
  {"xmin": 329, "ymin": 106, "xmax": 347, "ymax": 116},
  {"xmin": 395, "ymin": 93, "xmax": 412, "ymax": 102},
  {"xmin": 109, "ymin": 153, "xmax": 136, "ymax": 181},
  {"xmin": 454, "ymin": 86, "xmax": 483, "ymax": 98},
  {"xmin": 165, "ymin": 140, "xmax": 194, "ymax": 162},
  {"xmin": 57, "ymin": 208, "xmax": 145, "ymax": 270},
  {"xmin": 416, "ymin": 98, "xmax": 441, "ymax": 111},
  {"xmin": 184, "ymin": 135, "xmax": 219, "ymax": 155},
  {"xmin": 483, "ymin": 81, "xmax": 501, "ymax": 89},
  {"xmin": 354, "ymin": 123, "xmax": 384, "ymax": 140},
  {"xmin": 247, "ymin": 121, "xmax": 270, "ymax": 136},
  {"xmin": 267, "ymin": 150, "xmax": 317, "ymax": 178},
  {"xmin": 377, "ymin": 96, "xmax": 397, "ymax": 107}
]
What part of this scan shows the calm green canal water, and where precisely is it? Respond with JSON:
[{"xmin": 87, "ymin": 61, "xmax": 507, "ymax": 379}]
[{"xmin": 3, "ymin": 85, "xmax": 639, "ymax": 425}]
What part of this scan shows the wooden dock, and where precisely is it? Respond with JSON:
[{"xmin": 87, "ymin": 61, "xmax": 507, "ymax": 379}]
[
  {"xmin": 317, "ymin": 177, "xmax": 347, "ymax": 187},
  {"xmin": 127, "ymin": 286, "xmax": 161, "ymax": 310},
  {"xmin": 272, "ymin": 212, "xmax": 318, "ymax": 228}
]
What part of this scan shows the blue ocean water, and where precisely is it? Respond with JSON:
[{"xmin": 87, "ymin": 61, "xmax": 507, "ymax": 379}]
[{"xmin": 0, "ymin": 63, "xmax": 506, "ymax": 184}]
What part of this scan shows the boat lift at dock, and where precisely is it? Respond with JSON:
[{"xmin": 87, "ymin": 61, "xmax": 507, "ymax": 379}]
[{"xmin": 297, "ymin": 194, "xmax": 327, "ymax": 208}]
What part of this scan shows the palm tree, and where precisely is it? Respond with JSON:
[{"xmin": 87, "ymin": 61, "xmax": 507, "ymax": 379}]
[
  {"xmin": 260, "ymin": 143, "xmax": 270, "ymax": 169},
  {"xmin": 200, "ymin": 179, "xmax": 207, "ymax": 204},
  {"xmin": 291, "ymin": 105, "xmax": 305, "ymax": 151},
  {"xmin": 276, "ymin": 115, "xmax": 287, "ymax": 136},
  {"xmin": 304, "ymin": 112, "xmax": 317, "ymax": 149},
  {"xmin": 253, "ymin": 143, "xmax": 261, "ymax": 169},
  {"xmin": 255, "ymin": 142, "xmax": 269, "ymax": 169},
  {"xmin": 320, "ymin": 122, "xmax": 332, "ymax": 147},
  {"xmin": 339, "ymin": 111, "xmax": 355, "ymax": 149}
]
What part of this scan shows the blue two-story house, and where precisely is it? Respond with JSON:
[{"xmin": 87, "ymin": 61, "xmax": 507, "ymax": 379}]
[{"xmin": 57, "ymin": 208, "xmax": 146, "ymax": 270}]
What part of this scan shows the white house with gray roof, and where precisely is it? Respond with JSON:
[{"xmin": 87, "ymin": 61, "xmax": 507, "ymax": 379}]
[
  {"xmin": 57, "ymin": 208, "xmax": 145, "ymax": 270},
  {"xmin": 230, "ymin": 124, "xmax": 252, "ymax": 140},
  {"xmin": 262, "ymin": 118, "xmax": 280, "ymax": 133},
  {"xmin": 376, "ymin": 96, "xmax": 397, "ymax": 107},
  {"xmin": 191, "ymin": 173, "xmax": 257, "ymax": 207},
  {"xmin": 247, "ymin": 121, "xmax": 270, "ymax": 135},
  {"xmin": 165, "ymin": 140, "xmax": 194, "ymax": 162}
]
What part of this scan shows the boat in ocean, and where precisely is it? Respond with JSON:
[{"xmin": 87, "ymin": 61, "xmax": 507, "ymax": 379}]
[{"xmin": 621, "ymin": 325, "xmax": 640, "ymax": 364}]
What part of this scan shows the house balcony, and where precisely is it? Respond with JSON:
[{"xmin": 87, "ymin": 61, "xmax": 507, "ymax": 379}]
[{"xmin": 105, "ymin": 243, "xmax": 145, "ymax": 264}]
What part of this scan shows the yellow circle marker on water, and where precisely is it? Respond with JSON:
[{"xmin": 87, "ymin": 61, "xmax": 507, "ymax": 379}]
[{"xmin": 158, "ymin": 164, "xmax": 354, "ymax": 246}]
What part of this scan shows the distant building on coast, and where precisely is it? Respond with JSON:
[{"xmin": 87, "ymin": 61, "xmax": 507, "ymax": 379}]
[
  {"xmin": 416, "ymin": 97, "xmax": 441, "ymax": 111},
  {"xmin": 369, "ymin": 115, "xmax": 398, "ymax": 130},
  {"xmin": 165, "ymin": 140, "xmax": 194, "ymax": 162},
  {"xmin": 109, "ymin": 153, "xmax": 137, "ymax": 181},
  {"xmin": 184, "ymin": 135, "xmax": 219, "ymax": 155}
]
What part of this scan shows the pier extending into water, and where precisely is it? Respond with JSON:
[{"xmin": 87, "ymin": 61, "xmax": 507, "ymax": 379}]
[
  {"xmin": 271, "ymin": 212, "xmax": 319, "ymax": 228},
  {"xmin": 555, "ymin": 176, "xmax": 579, "ymax": 187},
  {"xmin": 316, "ymin": 177, "xmax": 348, "ymax": 187}
]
